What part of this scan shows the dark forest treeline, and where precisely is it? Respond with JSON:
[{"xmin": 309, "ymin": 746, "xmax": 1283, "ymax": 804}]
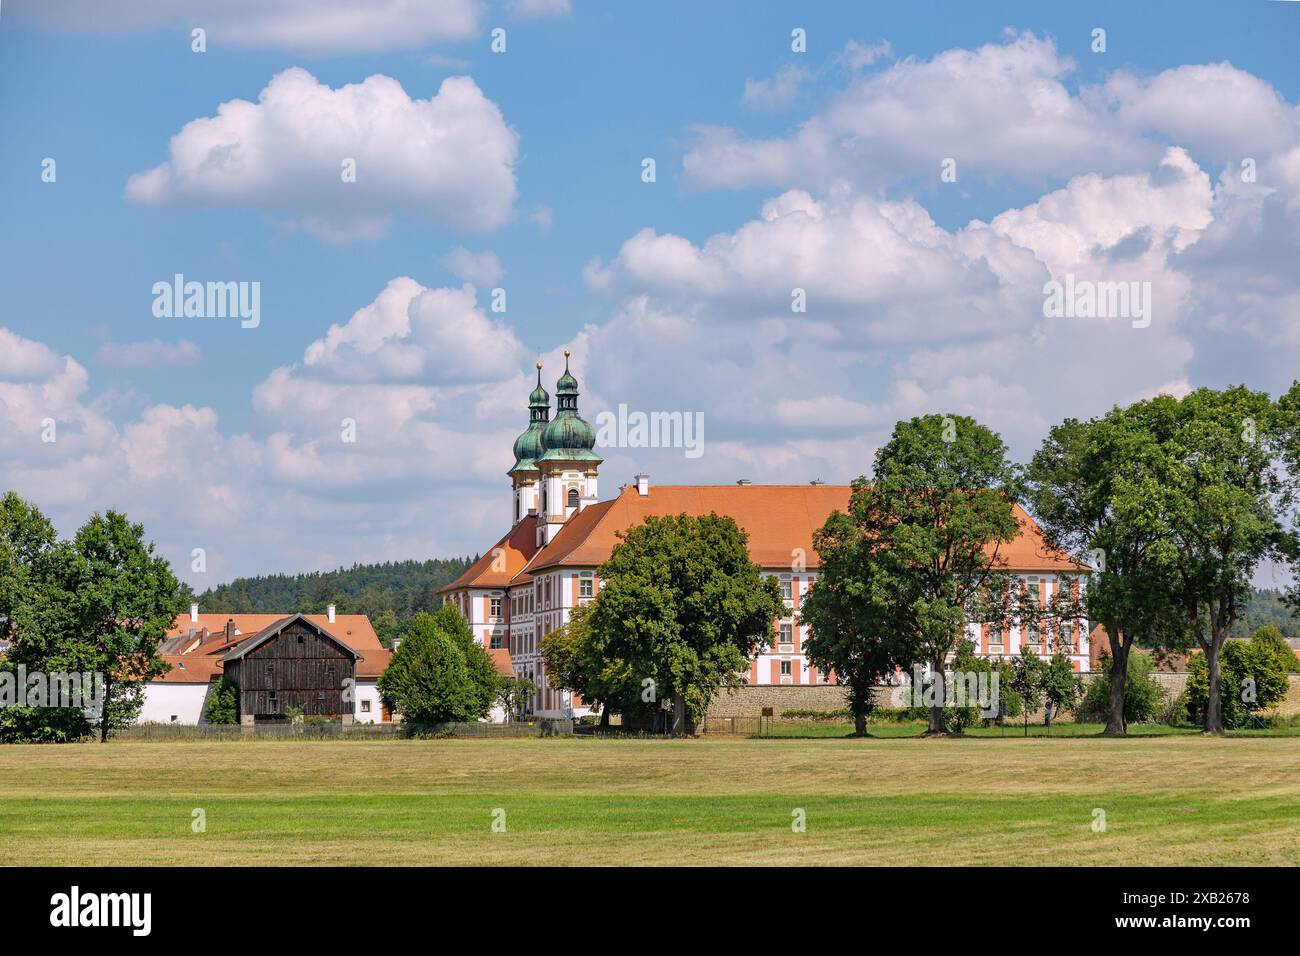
[
  {"xmin": 192, "ymin": 557, "xmax": 475, "ymax": 645},
  {"xmin": 1232, "ymin": 588, "xmax": 1300, "ymax": 637}
]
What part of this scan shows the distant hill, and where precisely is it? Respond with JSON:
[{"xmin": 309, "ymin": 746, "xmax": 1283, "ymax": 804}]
[
  {"xmin": 192, "ymin": 557, "xmax": 474, "ymax": 646},
  {"xmin": 1232, "ymin": 587, "xmax": 1299, "ymax": 637}
]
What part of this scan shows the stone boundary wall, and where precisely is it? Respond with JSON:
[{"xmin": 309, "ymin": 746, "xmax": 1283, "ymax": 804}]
[{"xmin": 707, "ymin": 673, "xmax": 1300, "ymax": 718}]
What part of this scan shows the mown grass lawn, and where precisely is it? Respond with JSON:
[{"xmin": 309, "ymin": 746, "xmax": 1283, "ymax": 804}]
[
  {"xmin": 759, "ymin": 719, "xmax": 1283, "ymax": 738},
  {"xmin": 1, "ymin": 735, "xmax": 1297, "ymax": 866}
]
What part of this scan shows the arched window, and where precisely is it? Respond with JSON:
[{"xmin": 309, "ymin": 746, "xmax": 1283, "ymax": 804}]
[{"xmin": 567, "ymin": 488, "xmax": 579, "ymax": 509}]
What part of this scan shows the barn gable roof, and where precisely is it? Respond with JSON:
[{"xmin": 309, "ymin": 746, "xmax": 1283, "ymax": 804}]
[{"xmin": 219, "ymin": 614, "xmax": 361, "ymax": 663}]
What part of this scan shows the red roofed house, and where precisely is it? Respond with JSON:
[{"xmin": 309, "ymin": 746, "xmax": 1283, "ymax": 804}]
[{"xmin": 441, "ymin": 354, "xmax": 1095, "ymax": 719}]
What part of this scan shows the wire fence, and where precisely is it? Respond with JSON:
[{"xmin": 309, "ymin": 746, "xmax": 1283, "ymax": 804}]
[{"xmin": 697, "ymin": 716, "xmax": 771, "ymax": 736}]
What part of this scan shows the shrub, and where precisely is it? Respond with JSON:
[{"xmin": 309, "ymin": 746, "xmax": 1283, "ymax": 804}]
[
  {"xmin": 379, "ymin": 610, "xmax": 500, "ymax": 724},
  {"xmin": 1077, "ymin": 650, "xmax": 1165, "ymax": 724},
  {"xmin": 1162, "ymin": 690, "xmax": 1189, "ymax": 726},
  {"xmin": 1187, "ymin": 634, "xmax": 1290, "ymax": 729},
  {"xmin": 0, "ymin": 706, "xmax": 92, "ymax": 743},
  {"xmin": 1249, "ymin": 626, "xmax": 1299, "ymax": 674},
  {"xmin": 780, "ymin": 708, "xmax": 852, "ymax": 721},
  {"xmin": 202, "ymin": 677, "xmax": 239, "ymax": 725}
]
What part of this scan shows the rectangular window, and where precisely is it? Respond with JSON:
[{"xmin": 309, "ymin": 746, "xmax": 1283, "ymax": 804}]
[
  {"xmin": 490, "ymin": 597, "xmax": 502, "ymax": 621},
  {"xmin": 780, "ymin": 580, "xmax": 793, "ymax": 601},
  {"xmin": 491, "ymin": 632, "xmax": 504, "ymax": 649},
  {"xmin": 361, "ymin": 700, "xmax": 372, "ymax": 713},
  {"xmin": 780, "ymin": 660, "xmax": 792, "ymax": 676},
  {"xmin": 779, "ymin": 622, "xmax": 793, "ymax": 647},
  {"xmin": 579, "ymin": 578, "xmax": 594, "ymax": 598}
]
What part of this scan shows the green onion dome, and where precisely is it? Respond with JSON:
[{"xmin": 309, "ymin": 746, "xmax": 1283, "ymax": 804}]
[
  {"xmin": 509, "ymin": 361, "xmax": 551, "ymax": 474},
  {"xmin": 539, "ymin": 350, "xmax": 601, "ymax": 463}
]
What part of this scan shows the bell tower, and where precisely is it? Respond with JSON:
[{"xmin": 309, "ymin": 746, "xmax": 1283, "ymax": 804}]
[
  {"xmin": 507, "ymin": 362, "xmax": 550, "ymax": 525},
  {"xmin": 535, "ymin": 350, "xmax": 601, "ymax": 546}
]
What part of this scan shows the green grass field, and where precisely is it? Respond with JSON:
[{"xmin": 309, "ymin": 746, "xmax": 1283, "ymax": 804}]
[
  {"xmin": 2, "ymin": 734, "xmax": 1298, "ymax": 866},
  {"xmin": 760, "ymin": 718, "xmax": 1300, "ymax": 738}
]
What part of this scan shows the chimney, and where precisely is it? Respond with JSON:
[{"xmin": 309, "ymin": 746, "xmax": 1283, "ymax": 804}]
[
  {"xmin": 189, "ymin": 602, "xmax": 199, "ymax": 623},
  {"xmin": 225, "ymin": 618, "xmax": 236, "ymax": 644},
  {"xmin": 736, "ymin": 478, "xmax": 752, "ymax": 486},
  {"xmin": 635, "ymin": 474, "xmax": 649, "ymax": 497},
  {"xmin": 327, "ymin": 603, "xmax": 336, "ymax": 624}
]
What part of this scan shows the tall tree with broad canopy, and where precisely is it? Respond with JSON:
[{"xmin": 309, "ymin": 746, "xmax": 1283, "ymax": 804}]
[
  {"xmin": 585, "ymin": 513, "xmax": 784, "ymax": 734},
  {"xmin": 816, "ymin": 414, "xmax": 1027, "ymax": 735},
  {"xmin": 800, "ymin": 507, "xmax": 914, "ymax": 734},
  {"xmin": 13, "ymin": 510, "xmax": 186, "ymax": 741},
  {"xmin": 0, "ymin": 492, "xmax": 58, "ymax": 645},
  {"xmin": 1027, "ymin": 399, "xmax": 1186, "ymax": 735},
  {"xmin": 1158, "ymin": 386, "xmax": 1295, "ymax": 734}
]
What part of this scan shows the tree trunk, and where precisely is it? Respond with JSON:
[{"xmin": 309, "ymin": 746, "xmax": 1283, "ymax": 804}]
[
  {"xmin": 599, "ymin": 705, "xmax": 610, "ymax": 728},
  {"xmin": 1104, "ymin": 636, "xmax": 1130, "ymax": 736},
  {"xmin": 99, "ymin": 676, "xmax": 112, "ymax": 743},
  {"xmin": 672, "ymin": 695, "xmax": 686, "ymax": 736},
  {"xmin": 1204, "ymin": 637, "xmax": 1225, "ymax": 735},
  {"xmin": 927, "ymin": 656, "xmax": 947, "ymax": 735},
  {"xmin": 853, "ymin": 704, "xmax": 867, "ymax": 735}
]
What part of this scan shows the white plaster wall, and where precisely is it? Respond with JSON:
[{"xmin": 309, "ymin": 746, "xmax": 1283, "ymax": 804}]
[
  {"xmin": 354, "ymin": 680, "xmax": 384, "ymax": 723},
  {"xmin": 139, "ymin": 683, "xmax": 209, "ymax": 724}
]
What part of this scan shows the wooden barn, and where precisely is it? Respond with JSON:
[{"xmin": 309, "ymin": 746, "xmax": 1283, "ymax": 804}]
[{"xmin": 220, "ymin": 614, "xmax": 359, "ymax": 721}]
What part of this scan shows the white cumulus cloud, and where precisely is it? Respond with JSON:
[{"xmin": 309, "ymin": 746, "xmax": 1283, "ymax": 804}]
[{"xmin": 126, "ymin": 68, "xmax": 519, "ymax": 240}]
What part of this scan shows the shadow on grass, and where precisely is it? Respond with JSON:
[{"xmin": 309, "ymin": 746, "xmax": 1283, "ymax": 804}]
[{"xmin": 741, "ymin": 720, "xmax": 1232, "ymax": 740}]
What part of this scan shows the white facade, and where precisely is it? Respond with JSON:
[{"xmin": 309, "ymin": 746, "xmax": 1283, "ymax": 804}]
[
  {"xmin": 353, "ymin": 679, "xmax": 383, "ymax": 724},
  {"xmin": 138, "ymin": 682, "xmax": 211, "ymax": 724},
  {"xmin": 141, "ymin": 678, "xmax": 387, "ymax": 725}
]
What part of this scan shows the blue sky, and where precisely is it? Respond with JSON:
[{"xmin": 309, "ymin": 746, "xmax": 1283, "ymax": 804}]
[{"xmin": 2, "ymin": 0, "xmax": 1300, "ymax": 587}]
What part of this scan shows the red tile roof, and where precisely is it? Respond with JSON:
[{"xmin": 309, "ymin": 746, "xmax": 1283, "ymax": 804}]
[
  {"xmin": 155, "ymin": 654, "xmax": 225, "ymax": 683},
  {"xmin": 517, "ymin": 484, "xmax": 1087, "ymax": 577},
  {"xmin": 489, "ymin": 648, "xmax": 515, "ymax": 678},
  {"xmin": 166, "ymin": 613, "xmax": 384, "ymax": 654},
  {"xmin": 440, "ymin": 515, "xmax": 539, "ymax": 592},
  {"xmin": 356, "ymin": 648, "xmax": 393, "ymax": 680}
]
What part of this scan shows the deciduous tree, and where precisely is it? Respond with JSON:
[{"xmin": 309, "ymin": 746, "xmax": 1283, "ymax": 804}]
[
  {"xmin": 586, "ymin": 513, "xmax": 783, "ymax": 733},
  {"xmin": 1159, "ymin": 387, "xmax": 1295, "ymax": 734},
  {"xmin": 820, "ymin": 414, "xmax": 1024, "ymax": 735},
  {"xmin": 1028, "ymin": 401, "xmax": 1185, "ymax": 735},
  {"xmin": 14, "ymin": 510, "xmax": 185, "ymax": 741}
]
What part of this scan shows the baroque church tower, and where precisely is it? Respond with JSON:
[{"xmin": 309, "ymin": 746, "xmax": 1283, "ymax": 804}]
[
  {"xmin": 507, "ymin": 351, "xmax": 601, "ymax": 547},
  {"xmin": 507, "ymin": 360, "xmax": 551, "ymax": 525}
]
